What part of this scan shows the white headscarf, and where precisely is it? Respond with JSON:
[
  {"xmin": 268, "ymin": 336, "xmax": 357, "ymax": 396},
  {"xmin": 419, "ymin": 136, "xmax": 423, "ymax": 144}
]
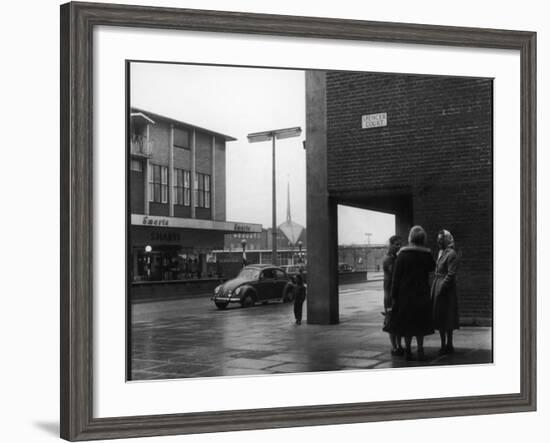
[{"xmin": 438, "ymin": 229, "xmax": 455, "ymax": 260}]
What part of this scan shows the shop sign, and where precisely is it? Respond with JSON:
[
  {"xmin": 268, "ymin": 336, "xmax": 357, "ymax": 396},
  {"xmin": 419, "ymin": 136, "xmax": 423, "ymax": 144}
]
[
  {"xmin": 234, "ymin": 224, "xmax": 253, "ymax": 232},
  {"xmin": 150, "ymin": 231, "xmax": 181, "ymax": 242},
  {"xmin": 361, "ymin": 112, "xmax": 387, "ymax": 129},
  {"xmin": 131, "ymin": 214, "xmax": 262, "ymax": 233},
  {"xmin": 141, "ymin": 216, "xmax": 170, "ymax": 226}
]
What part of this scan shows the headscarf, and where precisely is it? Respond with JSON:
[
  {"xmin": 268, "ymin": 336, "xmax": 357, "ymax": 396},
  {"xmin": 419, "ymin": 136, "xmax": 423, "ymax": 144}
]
[{"xmin": 438, "ymin": 229, "xmax": 455, "ymax": 260}]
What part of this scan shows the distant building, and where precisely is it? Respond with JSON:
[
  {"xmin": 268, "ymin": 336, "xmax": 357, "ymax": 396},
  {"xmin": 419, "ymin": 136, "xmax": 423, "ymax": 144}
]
[
  {"xmin": 224, "ymin": 183, "xmax": 307, "ymax": 251},
  {"xmin": 337, "ymin": 244, "xmax": 386, "ymax": 272},
  {"xmin": 129, "ymin": 108, "xmax": 261, "ymax": 282},
  {"xmin": 219, "ymin": 184, "xmax": 307, "ymax": 275}
]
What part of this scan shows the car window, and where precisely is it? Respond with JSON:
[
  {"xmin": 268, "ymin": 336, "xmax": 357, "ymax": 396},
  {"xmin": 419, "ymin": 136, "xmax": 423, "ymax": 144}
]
[
  {"xmin": 237, "ymin": 268, "xmax": 260, "ymax": 281},
  {"xmin": 274, "ymin": 269, "xmax": 285, "ymax": 279},
  {"xmin": 262, "ymin": 269, "xmax": 275, "ymax": 279}
]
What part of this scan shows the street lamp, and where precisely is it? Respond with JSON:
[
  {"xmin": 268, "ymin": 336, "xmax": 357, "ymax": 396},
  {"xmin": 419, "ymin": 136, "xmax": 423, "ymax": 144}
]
[
  {"xmin": 247, "ymin": 126, "xmax": 302, "ymax": 266},
  {"xmin": 364, "ymin": 233, "xmax": 372, "ymax": 280},
  {"xmin": 240, "ymin": 238, "xmax": 247, "ymax": 267},
  {"xmin": 297, "ymin": 240, "xmax": 303, "ymax": 264},
  {"xmin": 144, "ymin": 245, "xmax": 152, "ymax": 280}
]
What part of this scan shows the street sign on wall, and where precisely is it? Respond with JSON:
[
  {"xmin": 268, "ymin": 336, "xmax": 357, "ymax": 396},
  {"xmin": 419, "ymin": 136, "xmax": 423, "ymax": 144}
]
[{"xmin": 361, "ymin": 112, "xmax": 387, "ymax": 129}]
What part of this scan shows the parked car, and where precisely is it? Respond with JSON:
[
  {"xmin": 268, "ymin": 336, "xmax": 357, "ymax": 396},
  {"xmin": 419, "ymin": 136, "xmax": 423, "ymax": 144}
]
[
  {"xmin": 338, "ymin": 263, "xmax": 354, "ymax": 273},
  {"xmin": 211, "ymin": 264, "xmax": 295, "ymax": 310},
  {"xmin": 280, "ymin": 264, "xmax": 307, "ymax": 283}
]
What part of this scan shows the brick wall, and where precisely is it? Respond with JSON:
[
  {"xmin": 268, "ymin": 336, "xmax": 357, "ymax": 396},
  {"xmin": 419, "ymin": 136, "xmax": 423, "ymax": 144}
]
[
  {"xmin": 148, "ymin": 120, "xmax": 171, "ymax": 165},
  {"xmin": 195, "ymin": 131, "xmax": 212, "ymax": 175},
  {"xmin": 325, "ymin": 72, "xmax": 493, "ymax": 323},
  {"xmin": 130, "ymin": 169, "xmax": 144, "ymax": 214}
]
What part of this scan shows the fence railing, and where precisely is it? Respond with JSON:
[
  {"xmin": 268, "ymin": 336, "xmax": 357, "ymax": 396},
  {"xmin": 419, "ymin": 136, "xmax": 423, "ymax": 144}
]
[{"xmin": 130, "ymin": 136, "xmax": 152, "ymax": 156}]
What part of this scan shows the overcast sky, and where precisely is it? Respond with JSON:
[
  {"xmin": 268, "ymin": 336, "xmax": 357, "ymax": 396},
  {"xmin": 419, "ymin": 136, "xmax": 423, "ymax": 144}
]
[{"xmin": 131, "ymin": 62, "xmax": 395, "ymax": 245}]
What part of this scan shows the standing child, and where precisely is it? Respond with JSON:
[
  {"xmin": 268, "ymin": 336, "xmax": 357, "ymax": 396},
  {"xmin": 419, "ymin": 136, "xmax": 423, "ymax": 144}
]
[{"xmin": 293, "ymin": 273, "xmax": 306, "ymax": 325}]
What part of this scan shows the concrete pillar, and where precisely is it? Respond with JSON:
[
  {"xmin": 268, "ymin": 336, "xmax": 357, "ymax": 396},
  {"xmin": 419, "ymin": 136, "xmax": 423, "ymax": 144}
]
[
  {"xmin": 143, "ymin": 160, "xmax": 150, "ymax": 215},
  {"xmin": 211, "ymin": 135, "xmax": 216, "ymax": 219},
  {"xmin": 144, "ymin": 124, "xmax": 151, "ymax": 215},
  {"xmin": 191, "ymin": 129, "xmax": 196, "ymax": 218},
  {"xmin": 305, "ymin": 71, "xmax": 339, "ymax": 325},
  {"xmin": 169, "ymin": 125, "xmax": 174, "ymax": 217}
]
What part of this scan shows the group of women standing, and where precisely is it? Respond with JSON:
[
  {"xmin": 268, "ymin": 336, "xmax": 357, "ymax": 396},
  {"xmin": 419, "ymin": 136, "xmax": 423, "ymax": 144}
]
[{"xmin": 384, "ymin": 225, "xmax": 459, "ymax": 361}]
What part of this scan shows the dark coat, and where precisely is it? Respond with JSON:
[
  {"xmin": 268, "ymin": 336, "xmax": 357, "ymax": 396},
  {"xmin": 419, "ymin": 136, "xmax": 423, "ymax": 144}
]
[
  {"xmin": 382, "ymin": 253, "xmax": 397, "ymax": 310},
  {"xmin": 388, "ymin": 246, "xmax": 436, "ymax": 337},
  {"xmin": 431, "ymin": 247, "xmax": 460, "ymax": 331}
]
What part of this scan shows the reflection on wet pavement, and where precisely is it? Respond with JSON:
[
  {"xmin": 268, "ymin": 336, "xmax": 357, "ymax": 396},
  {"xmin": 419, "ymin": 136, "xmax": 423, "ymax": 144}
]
[{"xmin": 130, "ymin": 281, "xmax": 492, "ymax": 380}]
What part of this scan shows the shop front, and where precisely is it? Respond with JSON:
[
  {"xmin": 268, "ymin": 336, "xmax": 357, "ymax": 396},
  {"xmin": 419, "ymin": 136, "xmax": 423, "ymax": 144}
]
[
  {"xmin": 130, "ymin": 214, "xmax": 262, "ymax": 300},
  {"xmin": 131, "ymin": 225, "xmax": 225, "ymax": 282}
]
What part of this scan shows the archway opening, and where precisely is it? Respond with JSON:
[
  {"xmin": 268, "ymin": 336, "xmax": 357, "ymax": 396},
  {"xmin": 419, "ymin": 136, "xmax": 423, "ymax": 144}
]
[{"xmin": 337, "ymin": 204, "xmax": 396, "ymax": 318}]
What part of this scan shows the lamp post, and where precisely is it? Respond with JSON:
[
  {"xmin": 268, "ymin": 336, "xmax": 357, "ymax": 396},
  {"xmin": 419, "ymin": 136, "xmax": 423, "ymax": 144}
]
[
  {"xmin": 241, "ymin": 238, "xmax": 247, "ymax": 267},
  {"xmin": 247, "ymin": 126, "xmax": 302, "ymax": 266},
  {"xmin": 297, "ymin": 240, "xmax": 303, "ymax": 264},
  {"xmin": 364, "ymin": 233, "xmax": 372, "ymax": 280},
  {"xmin": 144, "ymin": 245, "xmax": 152, "ymax": 280}
]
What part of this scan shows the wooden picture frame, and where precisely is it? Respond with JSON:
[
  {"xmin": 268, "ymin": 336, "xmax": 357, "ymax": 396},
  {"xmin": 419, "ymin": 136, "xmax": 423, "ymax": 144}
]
[{"xmin": 60, "ymin": 1, "xmax": 536, "ymax": 440}]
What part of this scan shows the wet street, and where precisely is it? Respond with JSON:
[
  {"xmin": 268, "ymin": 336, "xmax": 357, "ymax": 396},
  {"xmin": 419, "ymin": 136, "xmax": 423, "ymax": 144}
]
[{"xmin": 130, "ymin": 280, "xmax": 492, "ymax": 380}]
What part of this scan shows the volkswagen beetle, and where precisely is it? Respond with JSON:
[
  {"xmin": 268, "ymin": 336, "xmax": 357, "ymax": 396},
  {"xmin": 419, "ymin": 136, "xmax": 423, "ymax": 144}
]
[{"xmin": 212, "ymin": 264, "xmax": 294, "ymax": 309}]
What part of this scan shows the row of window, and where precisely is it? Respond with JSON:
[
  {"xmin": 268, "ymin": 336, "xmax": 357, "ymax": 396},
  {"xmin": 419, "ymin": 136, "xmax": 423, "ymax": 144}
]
[
  {"xmin": 231, "ymin": 233, "xmax": 261, "ymax": 239},
  {"xmin": 145, "ymin": 164, "xmax": 211, "ymax": 208}
]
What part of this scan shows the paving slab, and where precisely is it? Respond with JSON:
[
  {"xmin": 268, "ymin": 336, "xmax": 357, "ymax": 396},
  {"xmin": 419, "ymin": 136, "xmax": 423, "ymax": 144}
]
[{"xmin": 130, "ymin": 280, "xmax": 493, "ymax": 380}]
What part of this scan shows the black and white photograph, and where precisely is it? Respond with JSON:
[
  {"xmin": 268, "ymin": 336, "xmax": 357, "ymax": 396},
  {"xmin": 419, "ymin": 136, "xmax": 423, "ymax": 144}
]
[
  {"xmin": 128, "ymin": 62, "xmax": 493, "ymax": 381},
  {"xmin": 1, "ymin": 0, "xmax": 542, "ymax": 442}
]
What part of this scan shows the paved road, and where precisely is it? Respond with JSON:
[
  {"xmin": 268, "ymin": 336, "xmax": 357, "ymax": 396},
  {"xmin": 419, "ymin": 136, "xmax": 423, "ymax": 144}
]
[{"xmin": 130, "ymin": 280, "xmax": 492, "ymax": 380}]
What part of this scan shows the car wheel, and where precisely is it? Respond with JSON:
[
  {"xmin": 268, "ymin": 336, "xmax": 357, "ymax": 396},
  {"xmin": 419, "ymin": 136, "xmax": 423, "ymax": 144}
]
[
  {"xmin": 215, "ymin": 301, "xmax": 228, "ymax": 310},
  {"xmin": 241, "ymin": 292, "xmax": 254, "ymax": 308}
]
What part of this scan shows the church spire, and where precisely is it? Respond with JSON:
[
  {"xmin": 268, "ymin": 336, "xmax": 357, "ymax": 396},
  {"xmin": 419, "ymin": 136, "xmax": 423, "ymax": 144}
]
[{"xmin": 286, "ymin": 182, "xmax": 291, "ymax": 222}]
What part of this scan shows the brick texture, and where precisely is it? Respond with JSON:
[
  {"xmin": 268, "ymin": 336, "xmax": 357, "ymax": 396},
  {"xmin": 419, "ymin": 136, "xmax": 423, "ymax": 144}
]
[{"xmin": 325, "ymin": 72, "xmax": 493, "ymax": 323}]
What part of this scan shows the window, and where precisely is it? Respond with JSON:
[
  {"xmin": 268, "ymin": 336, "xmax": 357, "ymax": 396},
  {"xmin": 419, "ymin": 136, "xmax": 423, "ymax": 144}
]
[
  {"xmin": 194, "ymin": 172, "xmax": 211, "ymax": 208},
  {"xmin": 274, "ymin": 270, "xmax": 285, "ymax": 279},
  {"xmin": 149, "ymin": 164, "xmax": 168, "ymax": 203},
  {"xmin": 174, "ymin": 168, "xmax": 190, "ymax": 206},
  {"xmin": 174, "ymin": 128, "xmax": 189, "ymax": 150},
  {"xmin": 130, "ymin": 159, "xmax": 143, "ymax": 172},
  {"xmin": 204, "ymin": 174, "xmax": 211, "ymax": 209},
  {"xmin": 262, "ymin": 269, "xmax": 274, "ymax": 279}
]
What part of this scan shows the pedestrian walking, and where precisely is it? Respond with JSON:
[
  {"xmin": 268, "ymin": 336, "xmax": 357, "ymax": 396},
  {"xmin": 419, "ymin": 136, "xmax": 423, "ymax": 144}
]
[
  {"xmin": 382, "ymin": 235, "xmax": 404, "ymax": 356},
  {"xmin": 431, "ymin": 229, "xmax": 460, "ymax": 354},
  {"xmin": 293, "ymin": 273, "xmax": 306, "ymax": 325},
  {"xmin": 388, "ymin": 225, "xmax": 436, "ymax": 361}
]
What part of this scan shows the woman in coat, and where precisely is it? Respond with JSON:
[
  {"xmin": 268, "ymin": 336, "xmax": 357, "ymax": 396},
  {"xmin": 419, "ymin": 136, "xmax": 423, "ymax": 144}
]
[
  {"xmin": 389, "ymin": 225, "xmax": 436, "ymax": 360},
  {"xmin": 431, "ymin": 229, "xmax": 460, "ymax": 354}
]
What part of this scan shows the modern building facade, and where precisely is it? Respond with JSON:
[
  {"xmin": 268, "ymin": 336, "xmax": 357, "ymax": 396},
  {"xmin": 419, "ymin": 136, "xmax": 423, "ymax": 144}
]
[
  {"xmin": 129, "ymin": 108, "xmax": 261, "ymax": 283},
  {"xmin": 306, "ymin": 71, "xmax": 493, "ymax": 325}
]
